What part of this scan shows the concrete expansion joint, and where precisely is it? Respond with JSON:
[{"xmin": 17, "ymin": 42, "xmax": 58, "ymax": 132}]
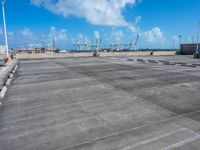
[{"xmin": 0, "ymin": 62, "xmax": 18, "ymax": 103}]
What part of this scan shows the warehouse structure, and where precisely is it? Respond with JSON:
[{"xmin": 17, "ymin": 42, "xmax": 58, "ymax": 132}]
[{"xmin": 180, "ymin": 43, "xmax": 199, "ymax": 55}]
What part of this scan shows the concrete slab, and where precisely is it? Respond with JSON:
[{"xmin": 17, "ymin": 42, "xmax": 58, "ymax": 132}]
[{"xmin": 0, "ymin": 56, "xmax": 200, "ymax": 150}]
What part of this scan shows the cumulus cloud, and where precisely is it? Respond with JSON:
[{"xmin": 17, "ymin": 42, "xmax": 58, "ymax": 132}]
[
  {"xmin": 172, "ymin": 36, "xmax": 179, "ymax": 43},
  {"xmin": 30, "ymin": 0, "xmax": 140, "ymax": 28},
  {"xmin": 58, "ymin": 29, "xmax": 68, "ymax": 41},
  {"xmin": 21, "ymin": 28, "xmax": 33, "ymax": 36},
  {"xmin": 94, "ymin": 31, "xmax": 100, "ymax": 39},
  {"xmin": 127, "ymin": 24, "xmax": 137, "ymax": 32},
  {"xmin": 50, "ymin": 26, "xmax": 68, "ymax": 41},
  {"xmin": 5, "ymin": 27, "xmax": 69, "ymax": 48},
  {"xmin": 143, "ymin": 27, "xmax": 164, "ymax": 42},
  {"xmin": 112, "ymin": 30, "xmax": 124, "ymax": 42},
  {"xmin": 134, "ymin": 16, "xmax": 142, "ymax": 25}
]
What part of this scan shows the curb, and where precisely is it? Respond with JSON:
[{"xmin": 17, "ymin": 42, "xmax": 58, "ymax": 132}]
[
  {"xmin": 0, "ymin": 86, "xmax": 8, "ymax": 99},
  {"xmin": 0, "ymin": 61, "xmax": 18, "ymax": 103}
]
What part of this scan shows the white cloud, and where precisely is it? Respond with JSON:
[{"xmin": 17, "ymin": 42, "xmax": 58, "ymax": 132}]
[
  {"xmin": 31, "ymin": 0, "xmax": 43, "ymax": 6},
  {"xmin": 77, "ymin": 33, "xmax": 84, "ymax": 40},
  {"xmin": 0, "ymin": 28, "xmax": 3, "ymax": 35},
  {"xmin": 8, "ymin": 32, "xmax": 15, "ymax": 37},
  {"xmin": 31, "ymin": 0, "xmax": 140, "ymax": 28},
  {"xmin": 21, "ymin": 28, "xmax": 33, "ymax": 36},
  {"xmin": 127, "ymin": 24, "xmax": 137, "ymax": 32},
  {"xmin": 112, "ymin": 30, "xmax": 124, "ymax": 42},
  {"xmin": 57, "ymin": 29, "xmax": 68, "ymax": 41},
  {"xmin": 143, "ymin": 27, "xmax": 164, "ymax": 42},
  {"xmin": 50, "ymin": 26, "xmax": 68, "ymax": 41},
  {"xmin": 94, "ymin": 31, "xmax": 100, "ymax": 39},
  {"xmin": 135, "ymin": 16, "xmax": 142, "ymax": 25},
  {"xmin": 172, "ymin": 36, "xmax": 179, "ymax": 43},
  {"xmin": 5, "ymin": 27, "xmax": 69, "ymax": 48},
  {"xmin": 50, "ymin": 26, "xmax": 56, "ymax": 36}
]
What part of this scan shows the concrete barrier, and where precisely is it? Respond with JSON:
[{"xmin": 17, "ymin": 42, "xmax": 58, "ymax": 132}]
[
  {"xmin": 0, "ymin": 54, "xmax": 7, "ymax": 59},
  {"xmin": 0, "ymin": 86, "xmax": 7, "ymax": 99},
  {"xmin": 153, "ymin": 51, "xmax": 176, "ymax": 56},
  {"xmin": 16, "ymin": 53, "xmax": 93, "ymax": 59},
  {"xmin": 0, "ymin": 60, "xmax": 18, "ymax": 101},
  {"xmin": 5, "ymin": 78, "xmax": 12, "ymax": 86},
  {"xmin": 16, "ymin": 51, "xmax": 177, "ymax": 59},
  {"xmin": 16, "ymin": 51, "xmax": 170, "ymax": 59},
  {"xmin": 0, "ymin": 67, "xmax": 11, "ymax": 89},
  {"xmin": 99, "ymin": 52, "xmax": 151, "ymax": 57}
]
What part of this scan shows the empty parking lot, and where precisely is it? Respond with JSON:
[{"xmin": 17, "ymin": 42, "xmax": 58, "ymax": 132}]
[{"xmin": 0, "ymin": 56, "xmax": 200, "ymax": 150}]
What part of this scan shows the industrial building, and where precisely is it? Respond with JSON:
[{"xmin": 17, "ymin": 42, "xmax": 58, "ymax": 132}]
[{"xmin": 180, "ymin": 43, "xmax": 199, "ymax": 55}]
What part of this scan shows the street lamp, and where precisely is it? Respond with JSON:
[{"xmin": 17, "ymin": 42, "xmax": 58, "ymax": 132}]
[
  {"xmin": 179, "ymin": 35, "xmax": 182, "ymax": 52},
  {"xmin": 192, "ymin": 37, "xmax": 195, "ymax": 44},
  {"xmin": 172, "ymin": 39, "xmax": 175, "ymax": 50},
  {"xmin": 196, "ymin": 21, "xmax": 200, "ymax": 54},
  {"xmin": 2, "ymin": 0, "xmax": 9, "ymax": 58}
]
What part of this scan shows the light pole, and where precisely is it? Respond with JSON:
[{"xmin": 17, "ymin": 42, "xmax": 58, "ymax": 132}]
[
  {"xmin": 2, "ymin": 0, "xmax": 9, "ymax": 58},
  {"xmin": 179, "ymin": 35, "xmax": 182, "ymax": 52},
  {"xmin": 196, "ymin": 21, "xmax": 200, "ymax": 54},
  {"xmin": 192, "ymin": 37, "xmax": 195, "ymax": 44},
  {"xmin": 172, "ymin": 39, "xmax": 175, "ymax": 50},
  {"xmin": 96, "ymin": 38, "xmax": 99, "ymax": 53}
]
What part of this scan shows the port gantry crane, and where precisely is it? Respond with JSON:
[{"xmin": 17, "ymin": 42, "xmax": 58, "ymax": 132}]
[
  {"xmin": 129, "ymin": 34, "xmax": 139, "ymax": 51},
  {"xmin": 94, "ymin": 38, "xmax": 101, "ymax": 55},
  {"xmin": 73, "ymin": 38, "xmax": 91, "ymax": 51},
  {"xmin": 109, "ymin": 43, "xmax": 125, "ymax": 51},
  {"xmin": 105, "ymin": 34, "xmax": 140, "ymax": 52},
  {"xmin": 73, "ymin": 42, "xmax": 82, "ymax": 51},
  {"xmin": 134, "ymin": 34, "xmax": 140, "ymax": 51},
  {"xmin": 115, "ymin": 34, "xmax": 140, "ymax": 52}
]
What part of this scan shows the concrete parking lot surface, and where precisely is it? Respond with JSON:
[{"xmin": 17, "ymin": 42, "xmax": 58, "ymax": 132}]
[{"xmin": 0, "ymin": 56, "xmax": 200, "ymax": 150}]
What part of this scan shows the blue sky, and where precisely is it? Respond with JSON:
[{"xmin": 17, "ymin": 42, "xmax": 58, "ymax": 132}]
[{"xmin": 0, "ymin": 0, "xmax": 200, "ymax": 49}]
